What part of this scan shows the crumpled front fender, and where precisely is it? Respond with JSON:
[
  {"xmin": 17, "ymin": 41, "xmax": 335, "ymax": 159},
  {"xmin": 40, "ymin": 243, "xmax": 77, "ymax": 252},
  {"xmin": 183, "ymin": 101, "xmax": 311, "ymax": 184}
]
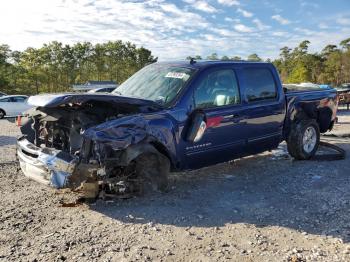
[
  {"xmin": 82, "ymin": 114, "xmax": 178, "ymax": 167},
  {"xmin": 83, "ymin": 115, "xmax": 149, "ymax": 150}
]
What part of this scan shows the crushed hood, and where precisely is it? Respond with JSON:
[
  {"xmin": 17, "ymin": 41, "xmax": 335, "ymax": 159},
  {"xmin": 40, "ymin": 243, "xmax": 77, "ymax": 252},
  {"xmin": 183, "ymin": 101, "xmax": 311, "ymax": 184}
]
[{"xmin": 27, "ymin": 93, "xmax": 162, "ymax": 109}]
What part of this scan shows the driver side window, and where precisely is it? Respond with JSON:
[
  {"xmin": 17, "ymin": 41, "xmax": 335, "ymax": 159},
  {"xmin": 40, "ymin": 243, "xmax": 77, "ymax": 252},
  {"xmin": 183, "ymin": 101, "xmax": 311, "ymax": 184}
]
[{"xmin": 194, "ymin": 69, "xmax": 240, "ymax": 109}]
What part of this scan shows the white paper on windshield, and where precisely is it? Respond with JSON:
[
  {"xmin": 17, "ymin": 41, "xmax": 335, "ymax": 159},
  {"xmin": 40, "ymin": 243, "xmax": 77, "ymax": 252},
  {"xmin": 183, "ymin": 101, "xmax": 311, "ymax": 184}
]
[{"xmin": 165, "ymin": 72, "xmax": 188, "ymax": 79}]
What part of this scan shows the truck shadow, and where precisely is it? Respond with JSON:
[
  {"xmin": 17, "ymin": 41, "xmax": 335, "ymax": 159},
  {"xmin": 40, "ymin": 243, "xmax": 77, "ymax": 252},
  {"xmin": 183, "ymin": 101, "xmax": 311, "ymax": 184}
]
[{"xmin": 90, "ymin": 142, "xmax": 350, "ymax": 243}]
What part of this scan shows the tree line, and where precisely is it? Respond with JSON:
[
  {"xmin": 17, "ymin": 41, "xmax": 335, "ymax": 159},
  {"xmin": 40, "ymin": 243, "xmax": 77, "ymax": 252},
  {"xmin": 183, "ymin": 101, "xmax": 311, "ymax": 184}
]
[
  {"xmin": 1, "ymin": 38, "xmax": 350, "ymax": 95},
  {"xmin": 0, "ymin": 41, "xmax": 157, "ymax": 95},
  {"xmin": 187, "ymin": 37, "xmax": 350, "ymax": 86}
]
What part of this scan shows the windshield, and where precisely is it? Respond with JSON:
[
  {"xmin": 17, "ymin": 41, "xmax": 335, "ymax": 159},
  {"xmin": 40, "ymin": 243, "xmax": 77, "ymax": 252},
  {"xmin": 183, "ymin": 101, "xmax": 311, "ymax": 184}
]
[{"xmin": 113, "ymin": 64, "xmax": 195, "ymax": 105}]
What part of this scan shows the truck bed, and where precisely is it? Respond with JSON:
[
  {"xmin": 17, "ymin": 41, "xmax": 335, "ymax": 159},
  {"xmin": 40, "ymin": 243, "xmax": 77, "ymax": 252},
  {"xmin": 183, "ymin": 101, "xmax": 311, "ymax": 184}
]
[
  {"xmin": 283, "ymin": 87, "xmax": 338, "ymax": 137},
  {"xmin": 283, "ymin": 84, "xmax": 333, "ymax": 93}
]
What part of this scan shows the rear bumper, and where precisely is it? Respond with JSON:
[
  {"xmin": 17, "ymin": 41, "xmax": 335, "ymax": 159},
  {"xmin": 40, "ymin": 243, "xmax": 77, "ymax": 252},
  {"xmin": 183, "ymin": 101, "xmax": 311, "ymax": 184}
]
[{"xmin": 17, "ymin": 137, "xmax": 77, "ymax": 188}]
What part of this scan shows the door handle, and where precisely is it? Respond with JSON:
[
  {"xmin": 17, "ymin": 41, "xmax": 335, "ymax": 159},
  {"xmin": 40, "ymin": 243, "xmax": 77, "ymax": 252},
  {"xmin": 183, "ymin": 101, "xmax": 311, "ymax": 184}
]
[
  {"xmin": 223, "ymin": 114, "xmax": 238, "ymax": 119},
  {"xmin": 224, "ymin": 114, "xmax": 243, "ymax": 123}
]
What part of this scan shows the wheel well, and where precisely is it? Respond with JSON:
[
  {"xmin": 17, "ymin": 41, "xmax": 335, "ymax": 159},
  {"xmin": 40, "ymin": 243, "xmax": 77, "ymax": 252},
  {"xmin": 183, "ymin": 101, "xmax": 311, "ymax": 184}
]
[
  {"xmin": 118, "ymin": 142, "xmax": 173, "ymax": 170},
  {"xmin": 316, "ymin": 107, "xmax": 333, "ymax": 133},
  {"xmin": 295, "ymin": 106, "xmax": 333, "ymax": 133},
  {"xmin": 149, "ymin": 141, "xmax": 174, "ymax": 169}
]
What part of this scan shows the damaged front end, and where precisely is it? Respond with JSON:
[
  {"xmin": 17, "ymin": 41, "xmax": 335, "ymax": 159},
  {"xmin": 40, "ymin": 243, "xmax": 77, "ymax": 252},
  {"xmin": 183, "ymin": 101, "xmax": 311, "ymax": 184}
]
[{"xmin": 17, "ymin": 94, "xmax": 169, "ymax": 198}]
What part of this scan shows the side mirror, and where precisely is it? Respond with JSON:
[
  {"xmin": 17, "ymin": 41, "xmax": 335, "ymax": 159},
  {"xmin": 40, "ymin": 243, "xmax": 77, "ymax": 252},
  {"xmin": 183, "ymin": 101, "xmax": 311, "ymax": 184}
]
[{"xmin": 186, "ymin": 111, "xmax": 207, "ymax": 143}]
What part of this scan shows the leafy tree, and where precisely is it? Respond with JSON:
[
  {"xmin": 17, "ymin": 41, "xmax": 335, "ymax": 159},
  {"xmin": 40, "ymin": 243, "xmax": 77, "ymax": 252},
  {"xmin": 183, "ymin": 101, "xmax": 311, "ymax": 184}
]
[
  {"xmin": 0, "ymin": 45, "xmax": 11, "ymax": 89},
  {"xmin": 320, "ymin": 51, "xmax": 342, "ymax": 85},
  {"xmin": 287, "ymin": 61, "xmax": 308, "ymax": 83},
  {"xmin": 273, "ymin": 38, "xmax": 350, "ymax": 84},
  {"xmin": 231, "ymin": 56, "xmax": 241, "ymax": 60},
  {"xmin": 221, "ymin": 55, "xmax": 230, "ymax": 61},
  {"xmin": 186, "ymin": 55, "xmax": 202, "ymax": 61},
  {"xmin": 185, "ymin": 38, "xmax": 350, "ymax": 85},
  {"xmin": 276, "ymin": 47, "xmax": 292, "ymax": 81},
  {"xmin": 3, "ymin": 37, "xmax": 350, "ymax": 94},
  {"xmin": 0, "ymin": 40, "xmax": 156, "ymax": 94},
  {"xmin": 247, "ymin": 53, "xmax": 262, "ymax": 61},
  {"xmin": 340, "ymin": 38, "xmax": 350, "ymax": 50},
  {"xmin": 322, "ymin": 45, "xmax": 338, "ymax": 57},
  {"xmin": 280, "ymin": 46, "xmax": 292, "ymax": 61},
  {"xmin": 297, "ymin": 40, "xmax": 310, "ymax": 55},
  {"xmin": 207, "ymin": 53, "xmax": 219, "ymax": 60}
]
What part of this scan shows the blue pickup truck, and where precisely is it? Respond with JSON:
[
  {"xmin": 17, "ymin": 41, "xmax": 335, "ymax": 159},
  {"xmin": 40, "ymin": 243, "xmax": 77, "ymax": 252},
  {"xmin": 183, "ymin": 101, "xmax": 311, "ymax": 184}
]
[{"xmin": 17, "ymin": 61, "xmax": 338, "ymax": 196}]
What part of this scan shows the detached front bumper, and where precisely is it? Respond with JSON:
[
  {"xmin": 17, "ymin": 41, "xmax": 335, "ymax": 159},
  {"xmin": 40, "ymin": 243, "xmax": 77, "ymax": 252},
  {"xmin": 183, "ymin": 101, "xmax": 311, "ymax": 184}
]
[{"xmin": 17, "ymin": 137, "xmax": 78, "ymax": 188}]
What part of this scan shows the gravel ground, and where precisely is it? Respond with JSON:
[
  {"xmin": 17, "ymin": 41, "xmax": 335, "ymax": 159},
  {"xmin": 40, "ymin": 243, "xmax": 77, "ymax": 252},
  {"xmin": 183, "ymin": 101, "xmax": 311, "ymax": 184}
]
[
  {"xmin": 0, "ymin": 118, "xmax": 20, "ymax": 163},
  {"xmin": 0, "ymin": 110, "xmax": 350, "ymax": 262}
]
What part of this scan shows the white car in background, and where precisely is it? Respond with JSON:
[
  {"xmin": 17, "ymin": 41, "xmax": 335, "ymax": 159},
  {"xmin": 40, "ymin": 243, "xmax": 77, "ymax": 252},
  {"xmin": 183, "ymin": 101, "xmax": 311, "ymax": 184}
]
[{"xmin": 0, "ymin": 95, "xmax": 32, "ymax": 119}]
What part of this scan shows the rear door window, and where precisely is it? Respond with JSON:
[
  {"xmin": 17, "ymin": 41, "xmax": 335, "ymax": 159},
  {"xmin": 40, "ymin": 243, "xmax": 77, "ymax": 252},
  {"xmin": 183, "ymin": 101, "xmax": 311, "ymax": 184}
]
[{"xmin": 242, "ymin": 68, "xmax": 277, "ymax": 102}]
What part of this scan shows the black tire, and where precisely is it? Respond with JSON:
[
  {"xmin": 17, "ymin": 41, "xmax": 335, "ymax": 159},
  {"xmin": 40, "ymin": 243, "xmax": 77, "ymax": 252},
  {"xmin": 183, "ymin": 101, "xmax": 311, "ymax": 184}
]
[
  {"xmin": 0, "ymin": 109, "xmax": 5, "ymax": 119},
  {"xmin": 287, "ymin": 119, "xmax": 320, "ymax": 160},
  {"xmin": 135, "ymin": 152, "xmax": 170, "ymax": 194}
]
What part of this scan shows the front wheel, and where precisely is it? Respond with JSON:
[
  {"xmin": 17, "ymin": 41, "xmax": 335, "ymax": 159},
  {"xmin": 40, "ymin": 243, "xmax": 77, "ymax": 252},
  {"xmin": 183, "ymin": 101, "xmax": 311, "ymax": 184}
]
[
  {"xmin": 135, "ymin": 152, "xmax": 170, "ymax": 194},
  {"xmin": 287, "ymin": 119, "xmax": 320, "ymax": 160}
]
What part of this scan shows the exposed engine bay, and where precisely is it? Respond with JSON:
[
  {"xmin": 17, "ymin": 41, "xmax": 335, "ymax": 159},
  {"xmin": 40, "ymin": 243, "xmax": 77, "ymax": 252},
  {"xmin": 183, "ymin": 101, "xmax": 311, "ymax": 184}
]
[
  {"xmin": 17, "ymin": 94, "xmax": 169, "ymax": 199},
  {"xmin": 25, "ymin": 101, "xmax": 134, "ymax": 153}
]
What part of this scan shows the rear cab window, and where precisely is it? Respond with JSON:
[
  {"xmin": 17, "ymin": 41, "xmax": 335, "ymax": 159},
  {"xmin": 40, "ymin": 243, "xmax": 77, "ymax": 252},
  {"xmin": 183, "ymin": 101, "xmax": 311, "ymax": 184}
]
[{"xmin": 242, "ymin": 68, "xmax": 277, "ymax": 103}]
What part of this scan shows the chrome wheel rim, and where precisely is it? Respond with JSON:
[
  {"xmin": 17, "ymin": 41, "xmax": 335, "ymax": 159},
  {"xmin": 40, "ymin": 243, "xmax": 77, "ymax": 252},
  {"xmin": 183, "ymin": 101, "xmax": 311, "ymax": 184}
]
[
  {"xmin": 303, "ymin": 126, "xmax": 317, "ymax": 153},
  {"xmin": 0, "ymin": 111, "xmax": 4, "ymax": 118}
]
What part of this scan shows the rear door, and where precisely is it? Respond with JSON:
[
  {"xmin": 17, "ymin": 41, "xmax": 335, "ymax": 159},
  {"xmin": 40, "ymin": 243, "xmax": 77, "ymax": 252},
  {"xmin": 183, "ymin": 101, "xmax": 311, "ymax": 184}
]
[
  {"xmin": 239, "ymin": 66, "xmax": 285, "ymax": 153},
  {"xmin": 184, "ymin": 67, "xmax": 247, "ymax": 168}
]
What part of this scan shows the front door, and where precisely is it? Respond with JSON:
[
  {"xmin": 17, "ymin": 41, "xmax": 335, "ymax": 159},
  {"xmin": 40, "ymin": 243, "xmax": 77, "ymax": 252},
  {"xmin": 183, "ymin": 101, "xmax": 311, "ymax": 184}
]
[{"xmin": 183, "ymin": 67, "xmax": 247, "ymax": 169}]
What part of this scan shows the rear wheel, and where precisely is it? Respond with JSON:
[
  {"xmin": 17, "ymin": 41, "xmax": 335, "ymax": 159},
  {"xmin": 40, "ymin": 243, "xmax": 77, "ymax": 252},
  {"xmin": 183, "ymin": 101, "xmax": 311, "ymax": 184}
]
[
  {"xmin": 287, "ymin": 119, "xmax": 320, "ymax": 160},
  {"xmin": 0, "ymin": 109, "xmax": 5, "ymax": 119}
]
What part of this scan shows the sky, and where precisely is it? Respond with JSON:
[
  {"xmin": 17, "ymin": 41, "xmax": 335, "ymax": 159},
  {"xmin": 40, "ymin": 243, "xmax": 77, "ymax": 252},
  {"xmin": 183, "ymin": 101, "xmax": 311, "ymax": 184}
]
[{"xmin": 1, "ymin": 0, "xmax": 350, "ymax": 60}]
